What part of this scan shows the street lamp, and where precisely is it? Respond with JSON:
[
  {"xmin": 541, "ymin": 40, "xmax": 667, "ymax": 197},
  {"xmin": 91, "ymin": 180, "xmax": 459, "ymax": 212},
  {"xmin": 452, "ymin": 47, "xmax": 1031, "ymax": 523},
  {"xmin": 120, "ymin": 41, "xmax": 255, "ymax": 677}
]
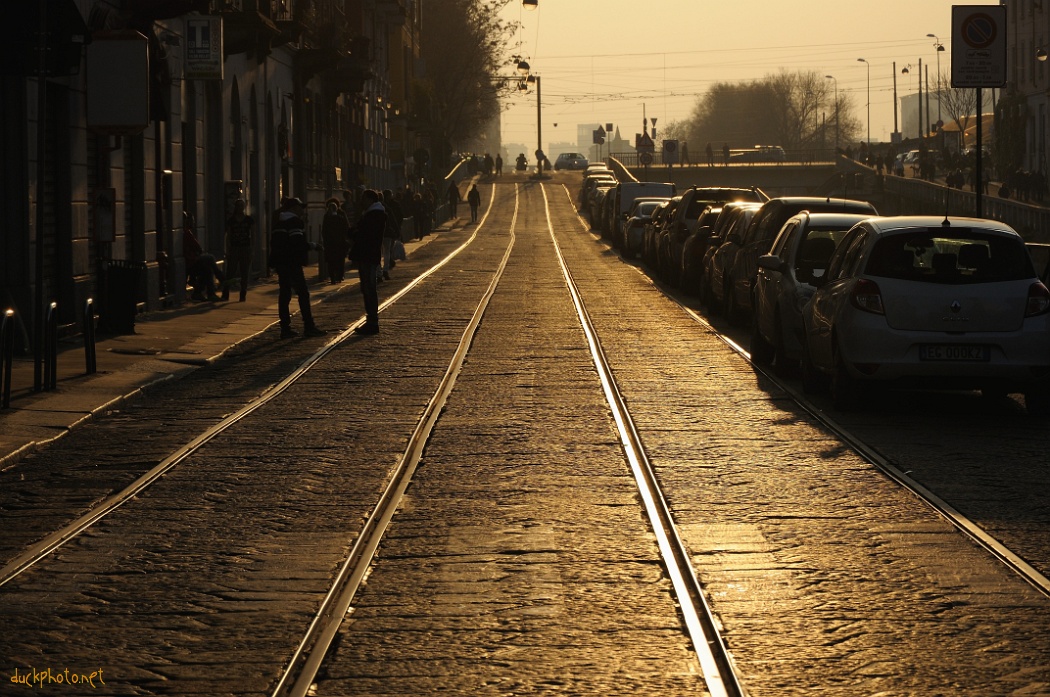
[
  {"xmin": 825, "ymin": 74, "xmax": 838, "ymax": 152},
  {"xmin": 902, "ymin": 59, "xmax": 923, "ymax": 145},
  {"xmin": 857, "ymin": 58, "xmax": 870, "ymax": 145},
  {"xmin": 928, "ymin": 33, "xmax": 945, "ymax": 129},
  {"xmin": 522, "ymin": 0, "xmax": 538, "ymax": 8}
]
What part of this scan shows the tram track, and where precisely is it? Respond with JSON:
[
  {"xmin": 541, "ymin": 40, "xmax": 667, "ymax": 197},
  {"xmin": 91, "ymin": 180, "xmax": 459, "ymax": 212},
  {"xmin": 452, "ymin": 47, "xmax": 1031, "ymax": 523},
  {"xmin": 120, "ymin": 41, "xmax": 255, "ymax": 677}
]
[
  {"xmin": 0, "ymin": 184, "xmax": 504, "ymax": 591},
  {"xmin": 3, "ymin": 173, "xmax": 1048, "ymax": 695}
]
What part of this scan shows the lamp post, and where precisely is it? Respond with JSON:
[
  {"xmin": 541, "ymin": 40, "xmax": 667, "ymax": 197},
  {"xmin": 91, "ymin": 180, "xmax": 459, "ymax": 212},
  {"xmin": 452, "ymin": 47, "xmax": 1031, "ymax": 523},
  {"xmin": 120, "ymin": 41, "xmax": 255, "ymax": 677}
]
[
  {"xmin": 825, "ymin": 74, "xmax": 838, "ymax": 153},
  {"xmin": 927, "ymin": 34, "xmax": 944, "ymax": 129},
  {"xmin": 903, "ymin": 59, "xmax": 923, "ymax": 146},
  {"xmin": 857, "ymin": 58, "xmax": 870, "ymax": 145}
]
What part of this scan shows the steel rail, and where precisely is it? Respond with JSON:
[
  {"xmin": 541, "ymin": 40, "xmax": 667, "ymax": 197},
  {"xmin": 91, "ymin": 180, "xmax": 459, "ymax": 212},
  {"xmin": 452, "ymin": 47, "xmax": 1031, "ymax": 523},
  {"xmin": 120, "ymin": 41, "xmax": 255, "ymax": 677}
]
[
  {"xmin": 0, "ymin": 184, "xmax": 501, "ymax": 590},
  {"xmin": 559, "ymin": 183, "xmax": 1050, "ymax": 601},
  {"xmin": 542, "ymin": 184, "xmax": 747, "ymax": 697},
  {"xmin": 270, "ymin": 184, "xmax": 521, "ymax": 697}
]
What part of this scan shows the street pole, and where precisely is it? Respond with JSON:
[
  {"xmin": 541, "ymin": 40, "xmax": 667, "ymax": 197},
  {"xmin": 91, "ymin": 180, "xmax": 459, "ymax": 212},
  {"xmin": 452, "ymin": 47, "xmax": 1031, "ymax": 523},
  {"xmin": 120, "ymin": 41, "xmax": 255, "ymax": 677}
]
[
  {"xmin": 536, "ymin": 75, "xmax": 542, "ymax": 172},
  {"xmin": 892, "ymin": 62, "xmax": 899, "ymax": 140},
  {"xmin": 825, "ymin": 75, "xmax": 838, "ymax": 153},
  {"xmin": 34, "ymin": 0, "xmax": 48, "ymax": 391},
  {"xmin": 857, "ymin": 58, "xmax": 870, "ymax": 146}
]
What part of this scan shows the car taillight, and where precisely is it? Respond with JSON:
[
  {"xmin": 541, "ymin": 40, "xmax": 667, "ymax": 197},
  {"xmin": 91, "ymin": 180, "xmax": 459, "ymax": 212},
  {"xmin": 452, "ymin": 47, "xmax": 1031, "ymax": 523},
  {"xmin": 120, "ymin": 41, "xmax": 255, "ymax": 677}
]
[
  {"xmin": 1025, "ymin": 282, "xmax": 1050, "ymax": 317},
  {"xmin": 850, "ymin": 278, "xmax": 885, "ymax": 315}
]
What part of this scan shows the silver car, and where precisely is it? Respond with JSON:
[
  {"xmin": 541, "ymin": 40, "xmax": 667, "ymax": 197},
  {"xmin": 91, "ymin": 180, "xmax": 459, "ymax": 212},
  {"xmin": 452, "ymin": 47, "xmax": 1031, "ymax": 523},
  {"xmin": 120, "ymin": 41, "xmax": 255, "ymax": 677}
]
[
  {"xmin": 800, "ymin": 216, "xmax": 1050, "ymax": 413},
  {"xmin": 751, "ymin": 212, "xmax": 874, "ymax": 375}
]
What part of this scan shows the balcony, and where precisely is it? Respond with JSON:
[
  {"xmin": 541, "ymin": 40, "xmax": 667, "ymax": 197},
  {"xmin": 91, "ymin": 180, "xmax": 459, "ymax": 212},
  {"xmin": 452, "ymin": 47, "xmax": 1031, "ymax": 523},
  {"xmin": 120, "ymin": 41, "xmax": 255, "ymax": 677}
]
[{"xmin": 216, "ymin": 0, "xmax": 280, "ymax": 56}]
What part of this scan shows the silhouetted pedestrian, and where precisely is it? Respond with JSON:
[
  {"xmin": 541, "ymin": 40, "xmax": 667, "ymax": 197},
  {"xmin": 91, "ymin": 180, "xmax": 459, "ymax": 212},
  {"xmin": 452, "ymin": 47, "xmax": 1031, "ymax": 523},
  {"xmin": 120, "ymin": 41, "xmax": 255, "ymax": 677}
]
[
  {"xmin": 722, "ymin": 143, "xmax": 730, "ymax": 166},
  {"xmin": 223, "ymin": 199, "xmax": 253, "ymax": 302},
  {"xmin": 706, "ymin": 142, "xmax": 714, "ymax": 166},
  {"xmin": 467, "ymin": 184, "xmax": 481, "ymax": 223},
  {"xmin": 183, "ymin": 211, "xmax": 225, "ymax": 302},
  {"xmin": 349, "ymin": 189, "xmax": 386, "ymax": 335},
  {"xmin": 321, "ymin": 198, "xmax": 351, "ymax": 283},
  {"xmin": 269, "ymin": 197, "xmax": 325, "ymax": 339}
]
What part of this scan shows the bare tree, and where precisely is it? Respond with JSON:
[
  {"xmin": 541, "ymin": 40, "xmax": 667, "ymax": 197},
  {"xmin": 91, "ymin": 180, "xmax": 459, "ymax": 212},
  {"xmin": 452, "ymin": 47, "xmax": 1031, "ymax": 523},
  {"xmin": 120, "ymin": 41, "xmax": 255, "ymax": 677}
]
[
  {"xmin": 939, "ymin": 74, "xmax": 981, "ymax": 148},
  {"xmin": 417, "ymin": 0, "xmax": 516, "ymax": 165}
]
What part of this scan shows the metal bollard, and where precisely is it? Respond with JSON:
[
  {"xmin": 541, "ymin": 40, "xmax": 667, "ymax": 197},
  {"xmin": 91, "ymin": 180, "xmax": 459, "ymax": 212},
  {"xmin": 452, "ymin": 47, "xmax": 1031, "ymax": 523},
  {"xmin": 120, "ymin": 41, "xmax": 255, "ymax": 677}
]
[
  {"xmin": 84, "ymin": 298, "xmax": 97, "ymax": 375},
  {"xmin": 43, "ymin": 301, "xmax": 58, "ymax": 391},
  {"xmin": 1, "ymin": 309, "xmax": 14, "ymax": 408}
]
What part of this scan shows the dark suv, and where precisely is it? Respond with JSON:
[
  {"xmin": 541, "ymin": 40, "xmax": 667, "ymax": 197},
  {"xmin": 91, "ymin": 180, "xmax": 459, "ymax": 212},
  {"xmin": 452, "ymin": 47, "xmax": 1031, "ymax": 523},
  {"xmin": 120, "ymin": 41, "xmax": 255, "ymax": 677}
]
[{"xmin": 720, "ymin": 197, "xmax": 878, "ymax": 324}]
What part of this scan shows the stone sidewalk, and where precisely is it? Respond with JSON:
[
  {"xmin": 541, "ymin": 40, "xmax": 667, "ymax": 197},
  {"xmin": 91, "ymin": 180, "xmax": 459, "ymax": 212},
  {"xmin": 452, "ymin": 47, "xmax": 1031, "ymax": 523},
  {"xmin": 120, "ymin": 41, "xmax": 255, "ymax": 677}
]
[{"xmin": 0, "ymin": 230, "xmax": 450, "ymax": 470}]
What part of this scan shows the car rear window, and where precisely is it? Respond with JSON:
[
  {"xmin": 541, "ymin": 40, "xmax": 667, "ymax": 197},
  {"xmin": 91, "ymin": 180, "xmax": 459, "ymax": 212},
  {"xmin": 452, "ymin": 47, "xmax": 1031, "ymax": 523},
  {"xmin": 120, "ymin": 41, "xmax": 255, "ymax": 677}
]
[{"xmin": 864, "ymin": 228, "xmax": 1035, "ymax": 284}]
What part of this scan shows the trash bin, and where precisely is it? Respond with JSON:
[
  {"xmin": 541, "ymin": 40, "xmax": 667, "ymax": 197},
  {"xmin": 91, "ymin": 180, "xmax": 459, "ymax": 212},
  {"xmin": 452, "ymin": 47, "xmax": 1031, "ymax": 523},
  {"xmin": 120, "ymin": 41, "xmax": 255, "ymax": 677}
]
[{"xmin": 101, "ymin": 259, "xmax": 144, "ymax": 334}]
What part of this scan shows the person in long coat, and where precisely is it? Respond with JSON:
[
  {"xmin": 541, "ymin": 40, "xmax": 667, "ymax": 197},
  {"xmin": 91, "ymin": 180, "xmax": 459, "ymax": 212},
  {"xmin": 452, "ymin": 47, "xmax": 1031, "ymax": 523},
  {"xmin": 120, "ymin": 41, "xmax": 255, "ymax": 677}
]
[
  {"xmin": 321, "ymin": 198, "xmax": 351, "ymax": 283},
  {"xmin": 349, "ymin": 189, "xmax": 387, "ymax": 335}
]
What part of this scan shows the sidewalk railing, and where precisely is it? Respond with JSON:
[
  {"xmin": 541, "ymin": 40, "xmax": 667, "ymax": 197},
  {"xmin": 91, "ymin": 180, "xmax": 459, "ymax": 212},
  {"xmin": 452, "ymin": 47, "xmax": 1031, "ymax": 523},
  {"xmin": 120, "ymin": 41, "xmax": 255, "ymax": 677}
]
[
  {"xmin": 1, "ymin": 309, "xmax": 15, "ymax": 408},
  {"xmin": 42, "ymin": 302, "xmax": 58, "ymax": 391},
  {"xmin": 84, "ymin": 298, "xmax": 97, "ymax": 375}
]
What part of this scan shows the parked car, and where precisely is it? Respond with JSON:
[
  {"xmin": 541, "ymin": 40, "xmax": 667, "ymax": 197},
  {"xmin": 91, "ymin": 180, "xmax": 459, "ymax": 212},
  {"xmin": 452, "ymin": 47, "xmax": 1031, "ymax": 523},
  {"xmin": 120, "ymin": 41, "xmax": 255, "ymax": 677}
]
[
  {"xmin": 588, "ymin": 184, "xmax": 617, "ymax": 228},
  {"xmin": 621, "ymin": 198, "xmax": 671, "ymax": 258},
  {"xmin": 555, "ymin": 152, "xmax": 589, "ymax": 170},
  {"xmin": 721, "ymin": 196, "xmax": 878, "ymax": 325},
  {"xmin": 750, "ymin": 212, "xmax": 875, "ymax": 374},
  {"xmin": 679, "ymin": 205, "xmax": 723, "ymax": 293},
  {"xmin": 685, "ymin": 202, "xmax": 760, "ymax": 297},
  {"xmin": 607, "ymin": 181, "xmax": 677, "ymax": 244},
  {"xmin": 660, "ymin": 187, "xmax": 768, "ymax": 286},
  {"xmin": 800, "ymin": 216, "xmax": 1050, "ymax": 413},
  {"xmin": 703, "ymin": 204, "xmax": 762, "ymax": 313},
  {"xmin": 580, "ymin": 172, "xmax": 617, "ymax": 208},
  {"xmin": 643, "ymin": 198, "xmax": 678, "ymax": 268}
]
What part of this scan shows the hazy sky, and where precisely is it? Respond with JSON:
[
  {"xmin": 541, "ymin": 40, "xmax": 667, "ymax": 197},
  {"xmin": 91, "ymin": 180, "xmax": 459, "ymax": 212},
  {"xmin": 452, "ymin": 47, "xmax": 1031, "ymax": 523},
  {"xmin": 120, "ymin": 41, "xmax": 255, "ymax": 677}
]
[{"xmin": 497, "ymin": 0, "xmax": 963, "ymax": 153}]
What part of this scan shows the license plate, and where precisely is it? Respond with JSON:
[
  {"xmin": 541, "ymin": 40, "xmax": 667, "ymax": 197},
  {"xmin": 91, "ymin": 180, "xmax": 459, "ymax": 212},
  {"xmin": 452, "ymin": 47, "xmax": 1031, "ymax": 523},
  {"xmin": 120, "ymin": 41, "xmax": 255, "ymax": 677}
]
[{"xmin": 919, "ymin": 344, "xmax": 990, "ymax": 361}]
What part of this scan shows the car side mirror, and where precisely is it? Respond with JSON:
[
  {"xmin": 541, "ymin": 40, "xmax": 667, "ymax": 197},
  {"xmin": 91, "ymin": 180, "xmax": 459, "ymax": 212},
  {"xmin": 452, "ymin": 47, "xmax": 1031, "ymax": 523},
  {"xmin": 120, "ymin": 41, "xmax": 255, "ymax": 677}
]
[{"xmin": 757, "ymin": 254, "xmax": 784, "ymax": 273}]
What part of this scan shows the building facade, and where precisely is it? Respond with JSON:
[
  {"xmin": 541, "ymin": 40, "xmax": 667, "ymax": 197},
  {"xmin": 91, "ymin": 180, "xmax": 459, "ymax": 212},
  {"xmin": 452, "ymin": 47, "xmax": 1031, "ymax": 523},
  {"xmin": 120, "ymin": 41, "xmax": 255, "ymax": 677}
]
[
  {"xmin": 1007, "ymin": 0, "xmax": 1048, "ymax": 174},
  {"xmin": 1, "ymin": 0, "xmax": 421, "ymax": 354}
]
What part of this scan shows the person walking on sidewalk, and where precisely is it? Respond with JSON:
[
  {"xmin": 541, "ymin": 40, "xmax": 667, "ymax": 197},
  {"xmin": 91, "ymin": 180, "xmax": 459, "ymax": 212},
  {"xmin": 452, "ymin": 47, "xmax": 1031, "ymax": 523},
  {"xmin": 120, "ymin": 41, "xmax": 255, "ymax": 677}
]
[
  {"xmin": 321, "ymin": 198, "xmax": 351, "ymax": 283},
  {"xmin": 447, "ymin": 180, "xmax": 461, "ymax": 219},
  {"xmin": 467, "ymin": 184, "xmax": 481, "ymax": 223},
  {"xmin": 223, "ymin": 199, "xmax": 254, "ymax": 301},
  {"xmin": 349, "ymin": 189, "xmax": 386, "ymax": 335},
  {"xmin": 269, "ymin": 197, "xmax": 325, "ymax": 339}
]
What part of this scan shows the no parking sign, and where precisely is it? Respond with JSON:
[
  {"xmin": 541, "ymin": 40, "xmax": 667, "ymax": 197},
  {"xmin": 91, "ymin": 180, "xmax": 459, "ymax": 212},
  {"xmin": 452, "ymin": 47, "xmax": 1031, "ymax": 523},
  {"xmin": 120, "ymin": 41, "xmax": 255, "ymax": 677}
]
[{"xmin": 951, "ymin": 5, "xmax": 1006, "ymax": 87}]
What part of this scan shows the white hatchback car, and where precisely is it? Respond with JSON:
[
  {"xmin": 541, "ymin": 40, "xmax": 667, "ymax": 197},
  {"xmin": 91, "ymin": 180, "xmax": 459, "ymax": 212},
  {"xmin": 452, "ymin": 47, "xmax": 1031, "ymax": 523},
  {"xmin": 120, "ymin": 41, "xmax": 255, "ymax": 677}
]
[{"xmin": 800, "ymin": 216, "xmax": 1050, "ymax": 413}]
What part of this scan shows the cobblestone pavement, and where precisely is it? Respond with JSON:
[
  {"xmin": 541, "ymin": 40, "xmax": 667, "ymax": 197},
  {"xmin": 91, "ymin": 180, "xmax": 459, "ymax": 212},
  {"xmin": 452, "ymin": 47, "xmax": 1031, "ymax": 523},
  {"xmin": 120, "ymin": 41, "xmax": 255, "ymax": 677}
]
[{"xmin": 1, "ymin": 174, "xmax": 1048, "ymax": 696}]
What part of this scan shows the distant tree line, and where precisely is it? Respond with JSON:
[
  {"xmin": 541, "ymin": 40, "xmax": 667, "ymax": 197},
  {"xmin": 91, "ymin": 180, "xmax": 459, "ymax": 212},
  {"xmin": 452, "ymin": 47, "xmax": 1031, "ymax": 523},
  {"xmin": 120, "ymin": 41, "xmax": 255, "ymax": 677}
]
[{"xmin": 664, "ymin": 70, "xmax": 863, "ymax": 154}]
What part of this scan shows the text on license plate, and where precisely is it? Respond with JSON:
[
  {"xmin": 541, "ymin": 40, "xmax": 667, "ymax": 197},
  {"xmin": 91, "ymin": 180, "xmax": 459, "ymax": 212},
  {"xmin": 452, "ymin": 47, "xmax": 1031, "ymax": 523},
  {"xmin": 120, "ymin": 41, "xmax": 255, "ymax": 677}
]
[{"xmin": 919, "ymin": 344, "xmax": 990, "ymax": 361}]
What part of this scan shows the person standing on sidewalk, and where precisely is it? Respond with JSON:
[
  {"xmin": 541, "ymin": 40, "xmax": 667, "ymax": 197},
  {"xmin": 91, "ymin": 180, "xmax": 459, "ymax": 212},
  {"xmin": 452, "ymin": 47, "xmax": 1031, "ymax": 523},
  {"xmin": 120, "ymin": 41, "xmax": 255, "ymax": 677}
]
[
  {"xmin": 269, "ymin": 197, "xmax": 325, "ymax": 339},
  {"xmin": 381, "ymin": 189, "xmax": 403, "ymax": 281},
  {"xmin": 223, "ymin": 199, "xmax": 254, "ymax": 301},
  {"xmin": 349, "ymin": 189, "xmax": 386, "ymax": 335},
  {"xmin": 467, "ymin": 184, "xmax": 481, "ymax": 223},
  {"xmin": 321, "ymin": 198, "xmax": 351, "ymax": 283}
]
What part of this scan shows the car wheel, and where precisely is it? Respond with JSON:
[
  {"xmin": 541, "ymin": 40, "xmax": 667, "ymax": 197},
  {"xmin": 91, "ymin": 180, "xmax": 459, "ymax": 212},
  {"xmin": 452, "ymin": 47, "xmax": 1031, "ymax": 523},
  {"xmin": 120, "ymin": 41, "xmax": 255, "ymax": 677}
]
[
  {"xmin": 772, "ymin": 315, "xmax": 797, "ymax": 377},
  {"xmin": 1024, "ymin": 390, "xmax": 1050, "ymax": 416},
  {"xmin": 724, "ymin": 281, "xmax": 739, "ymax": 325},
  {"xmin": 702, "ymin": 276, "xmax": 719, "ymax": 315},
  {"xmin": 800, "ymin": 336, "xmax": 827, "ymax": 394},
  {"xmin": 830, "ymin": 346, "xmax": 864, "ymax": 411},
  {"xmin": 750, "ymin": 315, "xmax": 775, "ymax": 365}
]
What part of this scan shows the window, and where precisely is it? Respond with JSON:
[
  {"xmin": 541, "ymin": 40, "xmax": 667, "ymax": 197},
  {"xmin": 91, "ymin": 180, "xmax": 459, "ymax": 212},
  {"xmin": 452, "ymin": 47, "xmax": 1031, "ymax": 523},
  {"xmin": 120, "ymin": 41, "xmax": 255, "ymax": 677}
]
[{"xmin": 864, "ymin": 229, "xmax": 1035, "ymax": 283}]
